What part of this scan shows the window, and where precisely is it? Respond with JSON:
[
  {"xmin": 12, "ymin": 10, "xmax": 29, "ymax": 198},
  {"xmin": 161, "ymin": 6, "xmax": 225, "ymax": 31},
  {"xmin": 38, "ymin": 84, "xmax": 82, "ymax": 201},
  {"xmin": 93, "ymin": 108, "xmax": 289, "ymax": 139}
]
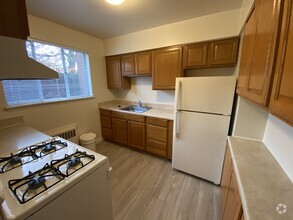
[{"xmin": 2, "ymin": 40, "xmax": 93, "ymax": 107}]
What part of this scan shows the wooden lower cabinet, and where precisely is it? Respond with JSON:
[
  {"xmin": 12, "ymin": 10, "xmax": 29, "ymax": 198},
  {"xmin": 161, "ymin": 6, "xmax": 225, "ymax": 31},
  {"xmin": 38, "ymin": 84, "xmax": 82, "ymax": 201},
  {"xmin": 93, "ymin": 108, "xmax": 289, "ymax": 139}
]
[
  {"xmin": 99, "ymin": 110, "xmax": 173, "ymax": 160},
  {"xmin": 112, "ymin": 118, "xmax": 128, "ymax": 145},
  {"xmin": 146, "ymin": 139, "xmax": 167, "ymax": 157},
  {"xmin": 220, "ymin": 146, "xmax": 232, "ymax": 216},
  {"xmin": 100, "ymin": 110, "xmax": 112, "ymax": 141},
  {"xmin": 221, "ymin": 145, "xmax": 244, "ymax": 220},
  {"xmin": 167, "ymin": 121, "xmax": 173, "ymax": 160},
  {"xmin": 128, "ymin": 121, "xmax": 145, "ymax": 150}
]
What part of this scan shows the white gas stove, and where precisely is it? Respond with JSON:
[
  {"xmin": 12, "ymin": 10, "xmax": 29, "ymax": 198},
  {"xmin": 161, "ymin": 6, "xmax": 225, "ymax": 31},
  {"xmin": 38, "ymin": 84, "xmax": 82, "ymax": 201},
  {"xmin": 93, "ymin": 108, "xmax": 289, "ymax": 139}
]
[{"xmin": 0, "ymin": 137, "xmax": 113, "ymax": 220}]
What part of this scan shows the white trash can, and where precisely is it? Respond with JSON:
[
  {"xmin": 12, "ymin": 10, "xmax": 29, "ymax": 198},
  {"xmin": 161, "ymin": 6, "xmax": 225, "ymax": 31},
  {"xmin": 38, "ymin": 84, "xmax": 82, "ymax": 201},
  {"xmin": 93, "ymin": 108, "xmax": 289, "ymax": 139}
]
[{"xmin": 80, "ymin": 133, "xmax": 97, "ymax": 151}]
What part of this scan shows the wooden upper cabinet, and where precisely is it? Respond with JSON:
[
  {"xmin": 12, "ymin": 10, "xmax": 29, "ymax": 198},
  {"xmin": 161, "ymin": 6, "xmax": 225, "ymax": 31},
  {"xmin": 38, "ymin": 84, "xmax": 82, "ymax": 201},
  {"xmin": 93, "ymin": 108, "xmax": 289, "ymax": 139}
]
[
  {"xmin": 237, "ymin": 6, "xmax": 257, "ymax": 97},
  {"xmin": 135, "ymin": 51, "xmax": 152, "ymax": 75},
  {"xmin": 237, "ymin": 0, "xmax": 282, "ymax": 106},
  {"xmin": 269, "ymin": 0, "xmax": 293, "ymax": 126},
  {"xmin": 0, "ymin": 0, "xmax": 30, "ymax": 40},
  {"xmin": 183, "ymin": 43, "xmax": 208, "ymax": 68},
  {"xmin": 105, "ymin": 56, "xmax": 131, "ymax": 89},
  {"xmin": 152, "ymin": 46, "xmax": 183, "ymax": 90},
  {"xmin": 121, "ymin": 54, "xmax": 135, "ymax": 76},
  {"xmin": 121, "ymin": 51, "xmax": 152, "ymax": 76},
  {"xmin": 208, "ymin": 37, "xmax": 239, "ymax": 67}
]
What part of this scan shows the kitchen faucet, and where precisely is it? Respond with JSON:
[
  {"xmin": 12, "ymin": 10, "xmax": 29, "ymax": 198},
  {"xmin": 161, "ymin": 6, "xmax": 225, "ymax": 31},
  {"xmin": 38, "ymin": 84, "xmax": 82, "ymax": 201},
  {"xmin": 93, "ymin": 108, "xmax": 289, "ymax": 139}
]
[{"xmin": 137, "ymin": 100, "xmax": 142, "ymax": 107}]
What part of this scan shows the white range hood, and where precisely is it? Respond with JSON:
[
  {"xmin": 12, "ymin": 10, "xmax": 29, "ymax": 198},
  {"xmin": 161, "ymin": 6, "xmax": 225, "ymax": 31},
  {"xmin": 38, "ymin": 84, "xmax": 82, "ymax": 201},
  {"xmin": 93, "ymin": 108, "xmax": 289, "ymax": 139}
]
[{"xmin": 0, "ymin": 36, "xmax": 59, "ymax": 80}]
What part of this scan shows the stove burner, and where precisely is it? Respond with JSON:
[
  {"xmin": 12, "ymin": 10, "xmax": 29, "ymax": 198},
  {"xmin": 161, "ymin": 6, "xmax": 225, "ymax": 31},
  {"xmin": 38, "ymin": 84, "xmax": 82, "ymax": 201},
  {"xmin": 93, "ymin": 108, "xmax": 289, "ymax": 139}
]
[
  {"xmin": 43, "ymin": 144, "xmax": 56, "ymax": 153},
  {"xmin": 67, "ymin": 157, "xmax": 81, "ymax": 167},
  {"xmin": 8, "ymin": 163, "xmax": 65, "ymax": 204},
  {"xmin": 10, "ymin": 156, "xmax": 22, "ymax": 165},
  {"xmin": 0, "ymin": 148, "xmax": 38, "ymax": 173},
  {"xmin": 51, "ymin": 150, "xmax": 95, "ymax": 177},
  {"xmin": 29, "ymin": 176, "xmax": 46, "ymax": 189}
]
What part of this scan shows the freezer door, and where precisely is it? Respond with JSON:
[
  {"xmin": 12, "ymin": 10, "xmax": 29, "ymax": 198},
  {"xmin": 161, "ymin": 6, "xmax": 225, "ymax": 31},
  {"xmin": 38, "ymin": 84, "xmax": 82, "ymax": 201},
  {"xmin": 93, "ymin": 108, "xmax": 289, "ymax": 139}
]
[
  {"xmin": 172, "ymin": 111, "xmax": 230, "ymax": 184},
  {"xmin": 175, "ymin": 76, "xmax": 236, "ymax": 115}
]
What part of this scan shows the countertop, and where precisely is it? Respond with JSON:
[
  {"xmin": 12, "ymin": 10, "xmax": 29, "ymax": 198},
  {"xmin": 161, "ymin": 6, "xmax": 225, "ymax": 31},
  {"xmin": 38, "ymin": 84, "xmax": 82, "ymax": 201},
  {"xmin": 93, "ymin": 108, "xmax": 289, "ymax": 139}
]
[
  {"xmin": 0, "ymin": 125, "xmax": 50, "ymax": 155},
  {"xmin": 228, "ymin": 136, "xmax": 293, "ymax": 220},
  {"xmin": 98, "ymin": 100, "xmax": 174, "ymax": 120}
]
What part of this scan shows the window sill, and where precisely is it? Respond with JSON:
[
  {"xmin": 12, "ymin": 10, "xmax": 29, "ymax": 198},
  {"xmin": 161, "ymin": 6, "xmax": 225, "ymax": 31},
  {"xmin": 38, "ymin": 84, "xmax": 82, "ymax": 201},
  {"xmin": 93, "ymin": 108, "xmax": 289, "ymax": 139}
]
[{"xmin": 4, "ymin": 96, "xmax": 95, "ymax": 111}]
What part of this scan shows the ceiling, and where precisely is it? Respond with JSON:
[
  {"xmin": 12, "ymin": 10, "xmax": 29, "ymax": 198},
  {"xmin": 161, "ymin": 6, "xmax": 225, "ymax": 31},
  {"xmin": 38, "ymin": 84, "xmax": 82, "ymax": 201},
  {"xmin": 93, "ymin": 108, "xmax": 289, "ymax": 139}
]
[{"xmin": 26, "ymin": 0, "xmax": 243, "ymax": 40}]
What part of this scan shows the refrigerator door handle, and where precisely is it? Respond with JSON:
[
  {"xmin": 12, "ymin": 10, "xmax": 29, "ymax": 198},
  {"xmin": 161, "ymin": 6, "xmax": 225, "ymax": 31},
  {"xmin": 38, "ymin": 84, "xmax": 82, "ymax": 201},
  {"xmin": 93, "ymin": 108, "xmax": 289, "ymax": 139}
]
[
  {"xmin": 175, "ymin": 80, "xmax": 182, "ymax": 111},
  {"xmin": 175, "ymin": 111, "xmax": 181, "ymax": 138}
]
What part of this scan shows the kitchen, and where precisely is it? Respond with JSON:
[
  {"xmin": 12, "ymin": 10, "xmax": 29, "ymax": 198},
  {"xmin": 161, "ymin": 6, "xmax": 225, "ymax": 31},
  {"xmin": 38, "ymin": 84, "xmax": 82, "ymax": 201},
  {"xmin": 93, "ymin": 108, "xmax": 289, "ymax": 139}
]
[{"xmin": 0, "ymin": 0, "xmax": 293, "ymax": 219}]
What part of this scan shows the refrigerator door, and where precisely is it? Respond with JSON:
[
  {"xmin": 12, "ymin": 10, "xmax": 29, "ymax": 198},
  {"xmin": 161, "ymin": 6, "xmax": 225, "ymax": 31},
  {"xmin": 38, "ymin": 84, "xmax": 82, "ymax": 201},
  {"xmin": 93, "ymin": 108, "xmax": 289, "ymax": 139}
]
[
  {"xmin": 172, "ymin": 111, "xmax": 230, "ymax": 184},
  {"xmin": 175, "ymin": 76, "xmax": 236, "ymax": 115}
]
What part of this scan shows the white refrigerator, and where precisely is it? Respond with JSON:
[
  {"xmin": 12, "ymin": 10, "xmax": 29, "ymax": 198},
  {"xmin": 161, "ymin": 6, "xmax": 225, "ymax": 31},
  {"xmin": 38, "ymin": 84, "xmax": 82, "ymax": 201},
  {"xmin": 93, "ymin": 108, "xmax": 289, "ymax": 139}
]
[{"xmin": 172, "ymin": 76, "xmax": 236, "ymax": 184}]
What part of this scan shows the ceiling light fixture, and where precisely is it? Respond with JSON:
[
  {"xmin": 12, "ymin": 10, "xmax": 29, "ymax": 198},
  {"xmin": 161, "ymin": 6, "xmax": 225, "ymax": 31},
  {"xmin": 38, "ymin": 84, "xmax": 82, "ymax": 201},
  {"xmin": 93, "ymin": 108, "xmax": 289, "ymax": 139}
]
[{"xmin": 105, "ymin": 0, "xmax": 125, "ymax": 5}]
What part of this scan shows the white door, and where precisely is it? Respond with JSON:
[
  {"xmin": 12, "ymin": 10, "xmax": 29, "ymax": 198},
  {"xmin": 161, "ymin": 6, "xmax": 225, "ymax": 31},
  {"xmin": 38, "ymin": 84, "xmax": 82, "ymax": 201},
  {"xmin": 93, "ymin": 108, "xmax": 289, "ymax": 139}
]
[
  {"xmin": 175, "ymin": 76, "xmax": 236, "ymax": 115},
  {"xmin": 172, "ymin": 111, "xmax": 230, "ymax": 184}
]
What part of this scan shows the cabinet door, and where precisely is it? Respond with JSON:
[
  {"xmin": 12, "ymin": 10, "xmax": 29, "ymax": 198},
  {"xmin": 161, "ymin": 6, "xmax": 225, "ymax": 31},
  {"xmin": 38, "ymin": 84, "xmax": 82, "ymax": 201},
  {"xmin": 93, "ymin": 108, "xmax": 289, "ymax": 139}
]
[
  {"xmin": 220, "ymin": 145, "xmax": 233, "ymax": 216},
  {"xmin": 237, "ymin": 0, "xmax": 282, "ymax": 106},
  {"xmin": 222, "ymin": 170, "xmax": 242, "ymax": 220},
  {"xmin": 183, "ymin": 43, "xmax": 208, "ymax": 68},
  {"xmin": 121, "ymin": 54, "xmax": 135, "ymax": 76},
  {"xmin": 135, "ymin": 51, "xmax": 152, "ymax": 75},
  {"xmin": 237, "ymin": 6, "xmax": 257, "ymax": 96},
  {"xmin": 128, "ymin": 121, "xmax": 145, "ymax": 150},
  {"xmin": 106, "ymin": 56, "xmax": 130, "ymax": 89},
  {"xmin": 152, "ymin": 46, "xmax": 183, "ymax": 90},
  {"xmin": 0, "ymin": 0, "xmax": 29, "ymax": 40},
  {"xmin": 112, "ymin": 118, "xmax": 128, "ymax": 145},
  {"xmin": 208, "ymin": 38, "xmax": 239, "ymax": 66},
  {"xmin": 270, "ymin": 0, "xmax": 293, "ymax": 126}
]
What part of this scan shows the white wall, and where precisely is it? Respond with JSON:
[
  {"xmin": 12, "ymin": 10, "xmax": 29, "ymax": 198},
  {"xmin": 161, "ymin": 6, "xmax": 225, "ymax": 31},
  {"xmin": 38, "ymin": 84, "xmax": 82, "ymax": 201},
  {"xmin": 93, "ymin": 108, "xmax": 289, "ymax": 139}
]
[
  {"xmin": 239, "ymin": 0, "xmax": 254, "ymax": 30},
  {"xmin": 232, "ymin": 97, "xmax": 268, "ymax": 140},
  {"xmin": 0, "ymin": 15, "xmax": 115, "ymax": 140},
  {"xmin": 104, "ymin": 9, "xmax": 240, "ymax": 55},
  {"xmin": 263, "ymin": 115, "xmax": 293, "ymax": 182}
]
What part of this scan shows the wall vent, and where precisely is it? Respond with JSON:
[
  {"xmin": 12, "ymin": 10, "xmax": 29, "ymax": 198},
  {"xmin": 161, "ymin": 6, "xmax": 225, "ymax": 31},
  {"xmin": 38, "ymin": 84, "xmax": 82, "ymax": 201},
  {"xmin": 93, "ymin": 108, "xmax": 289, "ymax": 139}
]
[{"xmin": 45, "ymin": 123, "xmax": 78, "ymax": 143}]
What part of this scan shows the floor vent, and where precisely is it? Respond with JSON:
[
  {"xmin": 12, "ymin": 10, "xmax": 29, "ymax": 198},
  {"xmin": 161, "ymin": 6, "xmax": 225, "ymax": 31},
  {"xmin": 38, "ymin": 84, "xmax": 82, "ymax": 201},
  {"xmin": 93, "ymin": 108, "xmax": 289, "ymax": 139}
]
[{"xmin": 45, "ymin": 123, "xmax": 78, "ymax": 143}]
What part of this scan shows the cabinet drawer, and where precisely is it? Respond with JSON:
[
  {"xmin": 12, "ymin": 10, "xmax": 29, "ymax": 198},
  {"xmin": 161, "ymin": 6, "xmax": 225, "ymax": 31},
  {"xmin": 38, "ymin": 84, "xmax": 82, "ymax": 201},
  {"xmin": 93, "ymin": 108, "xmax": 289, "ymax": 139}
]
[
  {"xmin": 127, "ymin": 114, "xmax": 145, "ymax": 123},
  {"xmin": 100, "ymin": 109, "xmax": 111, "ymax": 116},
  {"xmin": 112, "ymin": 111, "xmax": 145, "ymax": 122},
  {"xmin": 146, "ymin": 124, "xmax": 167, "ymax": 142},
  {"xmin": 111, "ymin": 111, "xmax": 126, "ymax": 119},
  {"xmin": 101, "ymin": 127, "xmax": 112, "ymax": 141},
  {"xmin": 100, "ymin": 116, "xmax": 111, "ymax": 128},
  {"xmin": 146, "ymin": 117, "xmax": 168, "ymax": 127},
  {"xmin": 146, "ymin": 139, "xmax": 167, "ymax": 157}
]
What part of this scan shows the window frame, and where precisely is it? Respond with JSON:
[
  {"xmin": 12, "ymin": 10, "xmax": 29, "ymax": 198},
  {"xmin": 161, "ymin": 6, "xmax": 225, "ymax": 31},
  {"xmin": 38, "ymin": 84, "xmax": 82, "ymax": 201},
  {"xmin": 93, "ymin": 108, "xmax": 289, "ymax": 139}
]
[{"xmin": 2, "ymin": 38, "xmax": 94, "ymax": 109}]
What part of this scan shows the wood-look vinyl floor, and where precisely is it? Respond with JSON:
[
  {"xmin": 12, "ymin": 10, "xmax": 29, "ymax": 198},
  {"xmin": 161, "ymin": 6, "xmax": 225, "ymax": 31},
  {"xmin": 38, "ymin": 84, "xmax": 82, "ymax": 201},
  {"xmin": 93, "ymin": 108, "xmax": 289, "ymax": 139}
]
[{"xmin": 96, "ymin": 141, "xmax": 220, "ymax": 220}]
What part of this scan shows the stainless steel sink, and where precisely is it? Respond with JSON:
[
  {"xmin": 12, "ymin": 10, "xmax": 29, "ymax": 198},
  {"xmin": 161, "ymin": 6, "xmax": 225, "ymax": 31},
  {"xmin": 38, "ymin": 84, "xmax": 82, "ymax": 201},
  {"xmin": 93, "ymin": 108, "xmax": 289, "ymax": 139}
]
[{"xmin": 119, "ymin": 105, "xmax": 152, "ymax": 113}]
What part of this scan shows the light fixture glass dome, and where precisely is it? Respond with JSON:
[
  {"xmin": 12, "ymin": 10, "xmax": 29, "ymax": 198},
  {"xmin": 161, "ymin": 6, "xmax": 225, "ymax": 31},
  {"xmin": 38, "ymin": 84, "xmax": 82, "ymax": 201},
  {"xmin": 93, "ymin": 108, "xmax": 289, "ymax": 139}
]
[{"xmin": 105, "ymin": 0, "xmax": 125, "ymax": 5}]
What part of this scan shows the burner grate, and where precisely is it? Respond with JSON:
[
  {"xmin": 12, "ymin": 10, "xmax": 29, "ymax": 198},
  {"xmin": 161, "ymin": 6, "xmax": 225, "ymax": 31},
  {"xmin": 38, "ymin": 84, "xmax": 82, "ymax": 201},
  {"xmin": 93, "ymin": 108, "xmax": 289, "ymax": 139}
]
[
  {"xmin": 0, "ymin": 148, "xmax": 38, "ymax": 173},
  {"xmin": 51, "ymin": 150, "xmax": 95, "ymax": 177},
  {"xmin": 0, "ymin": 138, "xmax": 68, "ymax": 173},
  {"xmin": 8, "ymin": 163, "xmax": 65, "ymax": 204}
]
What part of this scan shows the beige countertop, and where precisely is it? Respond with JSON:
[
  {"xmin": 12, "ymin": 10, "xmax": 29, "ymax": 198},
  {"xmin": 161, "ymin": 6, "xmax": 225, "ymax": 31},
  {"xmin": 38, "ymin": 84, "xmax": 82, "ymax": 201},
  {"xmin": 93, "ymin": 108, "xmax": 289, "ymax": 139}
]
[
  {"xmin": 98, "ymin": 100, "xmax": 174, "ymax": 120},
  {"xmin": 228, "ymin": 136, "xmax": 293, "ymax": 220},
  {"xmin": 0, "ymin": 125, "xmax": 50, "ymax": 155}
]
